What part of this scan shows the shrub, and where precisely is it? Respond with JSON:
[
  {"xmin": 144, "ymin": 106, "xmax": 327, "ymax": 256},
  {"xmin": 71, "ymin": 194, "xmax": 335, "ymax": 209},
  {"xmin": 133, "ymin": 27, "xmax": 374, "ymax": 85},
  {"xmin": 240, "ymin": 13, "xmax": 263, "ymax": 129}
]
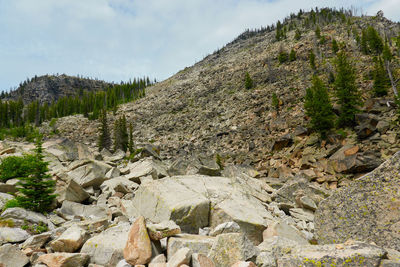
[
  {"xmin": 278, "ymin": 50, "xmax": 289, "ymax": 63},
  {"xmin": 289, "ymin": 49, "xmax": 296, "ymax": 61},
  {"xmin": 309, "ymin": 50, "xmax": 316, "ymax": 70},
  {"xmin": 0, "ymin": 156, "xmax": 30, "ymax": 182},
  {"xmin": 332, "ymin": 38, "xmax": 339, "ymax": 54}
]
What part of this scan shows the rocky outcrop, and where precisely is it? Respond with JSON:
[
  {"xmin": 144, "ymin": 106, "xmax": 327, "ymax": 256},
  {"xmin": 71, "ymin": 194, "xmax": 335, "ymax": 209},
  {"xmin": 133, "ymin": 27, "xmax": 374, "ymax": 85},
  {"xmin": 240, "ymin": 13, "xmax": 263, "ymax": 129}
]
[
  {"xmin": 4, "ymin": 74, "xmax": 112, "ymax": 104},
  {"xmin": 315, "ymin": 151, "xmax": 400, "ymax": 250}
]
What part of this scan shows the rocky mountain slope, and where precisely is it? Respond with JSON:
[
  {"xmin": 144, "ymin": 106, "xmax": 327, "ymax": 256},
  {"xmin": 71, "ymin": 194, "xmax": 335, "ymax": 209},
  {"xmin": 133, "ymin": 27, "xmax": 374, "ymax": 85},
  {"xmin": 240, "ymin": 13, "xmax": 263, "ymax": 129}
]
[
  {"xmin": 3, "ymin": 74, "xmax": 112, "ymax": 104},
  {"xmin": 0, "ymin": 137, "xmax": 399, "ymax": 266},
  {"xmin": 54, "ymin": 11, "xmax": 400, "ymax": 190}
]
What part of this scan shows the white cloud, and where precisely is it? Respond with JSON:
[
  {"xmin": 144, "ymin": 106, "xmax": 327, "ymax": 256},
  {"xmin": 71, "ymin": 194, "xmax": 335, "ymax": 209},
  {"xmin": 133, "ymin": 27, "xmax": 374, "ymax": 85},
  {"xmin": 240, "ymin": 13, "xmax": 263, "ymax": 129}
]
[{"xmin": 0, "ymin": 0, "xmax": 398, "ymax": 90}]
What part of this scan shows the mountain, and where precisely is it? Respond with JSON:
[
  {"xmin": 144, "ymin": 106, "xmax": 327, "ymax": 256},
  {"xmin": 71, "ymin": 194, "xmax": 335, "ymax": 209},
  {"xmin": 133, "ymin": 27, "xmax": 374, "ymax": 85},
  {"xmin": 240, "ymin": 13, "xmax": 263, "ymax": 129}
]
[
  {"xmin": 55, "ymin": 9, "xmax": 400, "ymax": 184},
  {"xmin": 3, "ymin": 74, "xmax": 112, "ymax": 104}
]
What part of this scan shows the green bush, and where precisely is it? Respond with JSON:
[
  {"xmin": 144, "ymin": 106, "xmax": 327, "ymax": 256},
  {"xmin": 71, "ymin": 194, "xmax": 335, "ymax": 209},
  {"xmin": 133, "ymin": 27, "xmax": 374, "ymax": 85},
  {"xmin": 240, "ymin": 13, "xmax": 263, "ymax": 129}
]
[
  {"xmin": 3, "ymin": 199, "xmax": 21, "ymax": 210},
  {"xmin": 244, "ymin": 72, "xmax": 254, "ymax": 89},
  {"xmin": 278, "ymin": 50, "xmax": 288, "ymax": 63},
  {"xmin": 0, "ymin": 156, "xmax": 32, "ymax": 182},
  {"xmin": 289, "ymin": 49, "xmax": 296, "ymax": 61}
]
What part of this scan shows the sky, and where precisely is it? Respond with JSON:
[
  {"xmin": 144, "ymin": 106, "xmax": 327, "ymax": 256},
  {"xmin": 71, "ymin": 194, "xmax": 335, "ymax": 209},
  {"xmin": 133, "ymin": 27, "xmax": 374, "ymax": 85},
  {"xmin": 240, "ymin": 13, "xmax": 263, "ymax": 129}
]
[{"xmin": 0, "ymin": 0, "xmax": 399, "ymax": 91}]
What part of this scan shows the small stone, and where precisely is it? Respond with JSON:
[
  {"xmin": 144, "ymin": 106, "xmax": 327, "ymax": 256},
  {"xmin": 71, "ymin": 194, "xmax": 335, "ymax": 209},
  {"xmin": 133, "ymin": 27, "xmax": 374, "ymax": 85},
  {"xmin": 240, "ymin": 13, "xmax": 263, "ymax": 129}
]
[
  {"xmin": 38, "ymin": 252, "xmax": 90, "ymax": 267},
  {"xmin": 230, "ymin": 261, "xmax": 256, "ymax": 267},
  {"xmin": 299, "ymin": 196, "xmax": 317, "ymax": 211}
]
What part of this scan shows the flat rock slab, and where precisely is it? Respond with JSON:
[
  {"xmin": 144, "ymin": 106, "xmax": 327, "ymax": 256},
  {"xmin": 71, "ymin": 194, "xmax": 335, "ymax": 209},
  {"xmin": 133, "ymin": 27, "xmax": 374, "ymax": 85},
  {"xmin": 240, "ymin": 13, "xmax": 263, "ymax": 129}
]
[
  {"xmin": 60, "ymin": 200, "xmax": 109, "ymax": 220},
  {"xmin": 277, "ymin": 241, "xmax": 387, "ymax": 267},
  {"xmin": 0, "ymin": 244, "xmax": 29, "ymax": 267},
  {"xmin": 315, "ymin": 151, "xmax": 400, "ymax": 250},
  {"xmin": 38, "ymin": 252, "xmax": 90, "ymax": 267}
]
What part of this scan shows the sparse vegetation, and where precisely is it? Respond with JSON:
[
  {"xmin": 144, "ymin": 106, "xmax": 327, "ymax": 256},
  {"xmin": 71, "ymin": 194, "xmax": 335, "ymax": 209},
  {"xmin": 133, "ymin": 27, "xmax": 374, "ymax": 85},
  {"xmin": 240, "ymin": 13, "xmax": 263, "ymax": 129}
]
[{"xmin": 244, "ymin": 72, "xmax": 254, "ymax": 89}]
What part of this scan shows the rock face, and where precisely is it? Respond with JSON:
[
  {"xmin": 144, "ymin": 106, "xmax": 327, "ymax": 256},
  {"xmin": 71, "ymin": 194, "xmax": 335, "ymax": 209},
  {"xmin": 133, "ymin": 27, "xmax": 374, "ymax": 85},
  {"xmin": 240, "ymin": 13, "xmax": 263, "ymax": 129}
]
[
  {"xmin": 131, "ymin": 175, "xmax": 273, "ymax": 243},
  {"xmin": 123, "ymin": 216, "xmax": 152, "ymax": 265},
  {"xmin": 315, "ymin": 152, "xmax": 400, "ymax": 250},
  {"xmin": 5, "ymin": 74, "xmax": 112, "ymax": 104}
]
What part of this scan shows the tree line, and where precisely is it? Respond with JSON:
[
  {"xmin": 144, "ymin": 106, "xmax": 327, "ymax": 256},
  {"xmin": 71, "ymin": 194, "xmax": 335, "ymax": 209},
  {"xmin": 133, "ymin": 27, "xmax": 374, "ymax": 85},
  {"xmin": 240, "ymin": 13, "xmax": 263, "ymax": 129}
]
[{"xmin": 0, "ymin": 77, "xmax": 152, "ymax": 131}]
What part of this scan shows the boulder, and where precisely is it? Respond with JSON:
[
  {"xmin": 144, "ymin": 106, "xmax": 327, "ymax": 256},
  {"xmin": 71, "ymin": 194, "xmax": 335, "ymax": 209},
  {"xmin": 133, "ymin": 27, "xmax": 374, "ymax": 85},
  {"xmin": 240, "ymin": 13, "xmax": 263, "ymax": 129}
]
[
  {"xmin": 0, "ymin": 227, "xmax": 30, "ymax": 243},
  {"xmin": 123, "ymin": 216, "xmax": 152, "ymax": 265},
  {"xmin": 256, "ymin": 236, "xmax": 304, "ymax": 266},
  {"xmin": 81, "ymin": 222, "xmax": 130, "ymax": 266},
  {"xmin": 329, "ymin": 145, "xmax": 382, "ymax": 174},
  {"xmin": 67, "ymin": 160, "xmax": 113, "ymax": 188},
  {"xmin": 0, "ymin": 244, "xmax": 29, "ymax": 267},
  {"xmin": 167, "ymin": 234, "xmax": 216, "ymax": 260},
  {"xmin": 130, "ymin": 177, "xmax": 210, "ymax": 233},
  {"xmin": 38, "ymin": 252, "xmax": 90, "ymax": 267},
  {"xmin": 60, "ymin": 200, "xmax": 110, "ymax": 220},
  {"xmin": 192, "ymin": 253, "xmax": 215, "ymax": 267},
  {"xmin": 271, "ymin": 134, "xmax": 293, "ymax": 151},
  {"xmin": 167, "ymin": 247, "xmax": 191, "ymax": 267},
  {"xmin": 21, "ymin": 232, "xmax": 52, "ymax": 250},
  {"xmin": 209, "ymin": 222, "xmax": 241, "ymax": 236},
  {"xmin": 125, "ymin": 158, "xmax": 167, "ymax": 183},
  {"xmin": 100, "ymin": 176, "xmax": 138, "ymax": 194},
  {"xmin": 231, "ymin": 262, "xmax": 256, "ymax": 267},
  {"xmin": 56, "ymin": 179, "xmax": 90, "ymax": 203},
  {"xmin": 272, "ymin": 179, "xmax": 329, "ymax": 210},
  {"xmin": 1, "ymin": 207, "xmax": 48, "ymax": 225},
  {"xmin": 131, "ymin": 175, "xmax": 272, "ymax": 243},
  {"xmin": 147, "ymin": 220, "xmax": 181, "ymax": 241},
  {"xmin": 207, "ymin": 233, "xmax": 258, "ymax": 267},
  {"xmin": 103, "ymin": 149, "xmax": 125, "ymax": 162},
  {"xmin": 262, "ymin": 220, "xmax": 308, "ymax": 245},
  {"xmin": 0, "ymin": 182, "xmax": 16, "ymax": 194},
  {"xmin": 50, "ymin": 225, "xmax": 89, "ymax": 252},
  {"xmin": 0, "ymin": 193, "xmax": 14, "ymax": 210},
  {"xmin": 277, "ymin": 241, "xmax": 386, "ymax": 267},
  {"xmin": 315, "ymin": 151, "xmax": 400, "ymax": 250}
]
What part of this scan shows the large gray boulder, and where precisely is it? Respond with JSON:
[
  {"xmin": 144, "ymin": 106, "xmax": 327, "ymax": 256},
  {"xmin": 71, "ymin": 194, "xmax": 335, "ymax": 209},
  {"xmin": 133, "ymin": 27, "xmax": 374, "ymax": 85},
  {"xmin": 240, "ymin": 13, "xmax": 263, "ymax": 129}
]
[
  {"xmin": 0, "ymin": 227, "xmax": 30, "ymax": 243},
  {"xmin": 0, "ymin": 244, "xmax": 29, "ymax": 267},
  {"xmin": 81, "ymin": 222, "xmax": 131, "ymax": 266},
  {"xmin": 56, "ymin": 179, "xmax": 90, "ymax": 203},
  {"xmin": 60, "ymin": 200, "xmax": 110, "ymax": 220},
  {"xmin": 167, "ymin": 234, "xmax": 216, "ymax": 260},
  {"xmin": 0, "ymin": 192, "xmax": 14, "ymax": 210},
  {"xmin": 125, "ymin": 158, "xmax": 168, "ymax": 183},
  {"xmin": 130, "ymin": 175, "xmax": 273, "ymax": 242},
  {"xmin": 1, "ymin": 207, "xmax": 48, "ymax": 226},
  {"xmin": 315, "ymin": 151, "xmax": 400, "ymax": 250},
  {"xmin": 67, "ymin": 160, "xmax": 113, "ymax": 188}
]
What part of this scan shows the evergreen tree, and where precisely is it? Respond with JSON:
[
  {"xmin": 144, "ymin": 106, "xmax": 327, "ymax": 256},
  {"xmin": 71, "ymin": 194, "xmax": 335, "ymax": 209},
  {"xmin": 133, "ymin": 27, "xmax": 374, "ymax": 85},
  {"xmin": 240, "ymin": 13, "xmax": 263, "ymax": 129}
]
[
  {"xmin": 332, "ymin": 38, "xmax": 339, "ymax": 54},
  {"xmin": 289, "ymin": 49, "xmax": 296, "ymax": 61},
  {"xmin": 98, "ymin": 109, "xmax": 111, "ymax": 151},
  {"xmin": 14, "ymin": 136, "xmax": 56, "ymax": 213},
  {"xmin": 309, "ymin": 50, "xmax": 316, "ymax": 70},
  {"xmin": 315, "ymin": 26, "xmax": 321, "ymax": 39},
  {"xmin": 278, "ymin": 49, "xmax": 288, "ymax": 63},
  {"xmin": 128, "ymin": 123, "xmax": 134, "ymax": 154},
  {"xmin": 272, "ymin": 93, "xmax": 279, "ymax": 112},
  {"xmin": 373, "ymin": 57, "xmax": 390, "ymax": 97},
  {"xmin": 334, "ymin": 51, "xmax": 362, "ymax": 127},
  {"xmin": 244, "ymin": 72, "xmax": 254, "ymax": 89},
  {"xmin": 383, "ymin": 41, "xmax": 393, "ymax": 62},
  {"xmin": 304, "ymin": 76, "xmax": 334, "ymax": 138},
  {"xmin": 361, "ymin": 28, "xmax": 369, "ymax": 54},
  {"xmin": 113, "ymin": 116, "xmax": 128, "ymax": 152},
  {"xmin": 366, "ymin": 26, "xmax": 383, "ymax": 54},
  {"xmin": 294, "ymin": 29, "xmax": 301, "ymax": 40}
]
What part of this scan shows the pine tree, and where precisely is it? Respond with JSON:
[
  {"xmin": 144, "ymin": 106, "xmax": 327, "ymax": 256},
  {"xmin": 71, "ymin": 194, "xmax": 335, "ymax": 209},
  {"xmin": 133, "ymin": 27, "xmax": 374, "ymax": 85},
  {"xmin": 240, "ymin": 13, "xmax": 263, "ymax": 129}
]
[
  {"xmin": 334, "ymin": 51, "xmax": 362, "ymax": 127},
  {"xmin": 366, "ymin": 26, "xmax": 383, "ymax": 54},
  {"xmin": 332, "ymin": 38, "xmax": 339, "ymax": 54},
  {"xmin": 98, "ymin": 109, "xmax": 111, "ymax": 151},
  {"xmin": 278, "ymin": 49, "xmax": 288, "ymax": 63},
  {"xmin": 294, "ymin": 29, "xmax": 301, "ymax": 40},
  {"xmin": 14, "ymin": 136, "xmax": 56, "ymax": 213},
  {"xmin": 128, "ymin": 122, "xmax": 134, "ymax": 154},
  {"xmin": 361, "ymin": 28, "xmax": 369, "ymax": 54},
  {"xmin": 244, "ymin": 72, "xmax": 254, "ymax": 89},
  {"xmin": 289, "ymin": 49, "xmax": 296, "ymax": 61},
  {"xmin": 373, "ymin": 57, "xmax": 390, "ymax": 97},
  {"xmin": 113, "ymin": 116, "xmax": 128, "ymax": 152},
  {"xmin": 309, "ymin": 50, "xmax": 316, "ymax": 70},
  {"xmin": 315, "ymin": 26, "xmax": 321, "ymax": 39},
  {"xmin": 383, "ymin": 41, "xmax": 393, "ymax": 62},
  {"xmin": 304, "ymin": 76, "xmax": 334, "ymax": 138}
]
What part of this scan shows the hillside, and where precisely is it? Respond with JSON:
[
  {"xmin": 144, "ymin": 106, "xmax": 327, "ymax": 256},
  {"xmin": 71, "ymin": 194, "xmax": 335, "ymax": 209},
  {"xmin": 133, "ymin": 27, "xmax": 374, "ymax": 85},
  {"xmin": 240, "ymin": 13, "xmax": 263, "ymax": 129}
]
[
  {"xmin": 55, "ymin": 9, "xmax": 400, "ymax": 187},
  {"xmin": 3, "ymin": 74, "xmax": 112, "ymax": 104}
]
